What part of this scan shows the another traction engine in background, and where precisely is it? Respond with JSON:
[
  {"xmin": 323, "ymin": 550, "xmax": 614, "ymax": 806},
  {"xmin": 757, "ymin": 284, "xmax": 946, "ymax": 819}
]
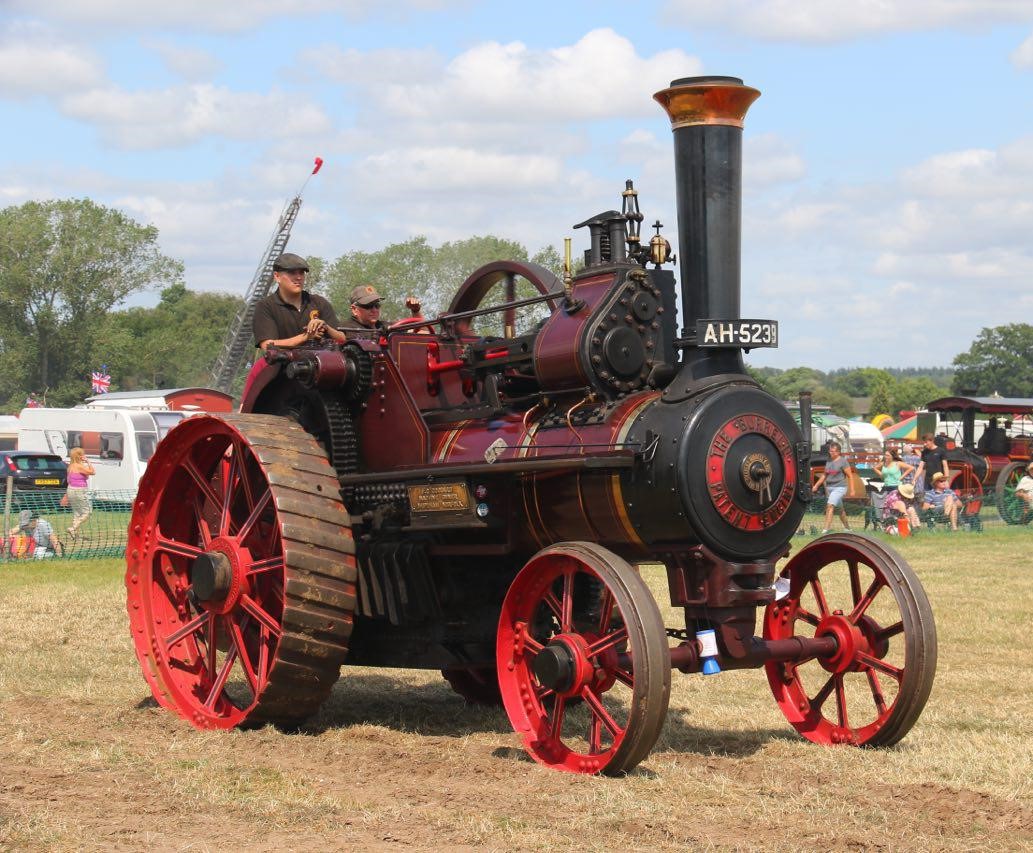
[{"xmin": 126, "ymin": 77, "xmax": 937, "ymax": 775}]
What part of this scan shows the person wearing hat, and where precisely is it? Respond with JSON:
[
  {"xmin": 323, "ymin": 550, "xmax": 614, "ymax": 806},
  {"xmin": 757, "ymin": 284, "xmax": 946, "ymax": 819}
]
[
  {"xmin": 922, "ymin": 472, "xmax": 959, "ymax": 531},
  {"xmin": 1015, "ymin": 461, "xmax": 1033, "ymax": 513},
  {"xmin": 252, "ymin": 253, "xmax": 346, "ymax": 351},
  {"xmin": 882, "ymin": 482, "xmax": 921, "ymax": 533},
  {"xmin": 9, "ymin": 509, "xmax": 63, "ymax": 559},
  {"xmin": 342, "ymin": 284, "xmax": 388, "ymax": 333}
]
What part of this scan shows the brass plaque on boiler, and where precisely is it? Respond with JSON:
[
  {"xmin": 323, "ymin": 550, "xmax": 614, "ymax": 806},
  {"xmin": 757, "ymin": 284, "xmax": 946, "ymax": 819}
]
[{"xmin": 407, "ymin": 482, "xmax": 471, "ymax": 513}]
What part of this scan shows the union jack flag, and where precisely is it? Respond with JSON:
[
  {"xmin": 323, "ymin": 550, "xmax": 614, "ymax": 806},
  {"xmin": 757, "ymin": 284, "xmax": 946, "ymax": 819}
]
[
  {"xmin": 91, "ymin": 369, "xmax": 111, "ymax": 395},
  {"xmin": 25, "ymin": 394, "xmax": 41, "ymax": 408}
]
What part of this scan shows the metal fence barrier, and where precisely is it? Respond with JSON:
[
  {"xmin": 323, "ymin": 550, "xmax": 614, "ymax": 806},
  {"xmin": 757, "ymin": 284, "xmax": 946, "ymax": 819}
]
[
  {"xmin": 1, "ymin": 478, "xmax": 132, "ymax": 561},
  {"xmin": 2, "ymin": 476, "xmax": 1027, "ymax": 563},
  {"xmin": 805, "ymin": 487, "xmax": 1032, "ymax": 535}
]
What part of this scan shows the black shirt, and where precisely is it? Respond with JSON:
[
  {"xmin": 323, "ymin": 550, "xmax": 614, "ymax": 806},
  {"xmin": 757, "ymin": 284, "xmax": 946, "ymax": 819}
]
[
  {"xmin": 919, "ymin": 446, "xmax": 948, "ymax": 487},
  {"xmin": 252, "ymin": 289, "xmax": 341, "ymax": 347}
]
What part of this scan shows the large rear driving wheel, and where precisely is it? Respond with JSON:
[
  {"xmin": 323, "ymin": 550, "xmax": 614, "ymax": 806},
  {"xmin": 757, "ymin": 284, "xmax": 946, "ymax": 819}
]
[{"xmin": 125, "ymin": 413, "xmax": 356, "ymax": 729}]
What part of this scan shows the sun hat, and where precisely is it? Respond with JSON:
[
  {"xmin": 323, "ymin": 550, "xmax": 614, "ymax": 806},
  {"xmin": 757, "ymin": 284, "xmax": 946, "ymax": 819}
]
[{"xmin": 898, "ymin": 483, "xmax": 915, "ymax": 500}]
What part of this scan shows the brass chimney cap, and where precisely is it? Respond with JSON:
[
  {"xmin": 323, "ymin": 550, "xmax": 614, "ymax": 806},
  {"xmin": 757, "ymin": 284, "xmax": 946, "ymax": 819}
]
[{"xmin": 653, "ymin": 76, "xmax": 760, "ymax": 130}]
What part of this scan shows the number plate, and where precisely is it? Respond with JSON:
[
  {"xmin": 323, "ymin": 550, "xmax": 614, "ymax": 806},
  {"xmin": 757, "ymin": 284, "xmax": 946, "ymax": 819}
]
[
  {"xmin": 34, "ymin": 478, "xmax": 60, "ymax": 486},
  {"xmin": 696, "ymin": 319, "xmax": 778, "ymax": 348}
]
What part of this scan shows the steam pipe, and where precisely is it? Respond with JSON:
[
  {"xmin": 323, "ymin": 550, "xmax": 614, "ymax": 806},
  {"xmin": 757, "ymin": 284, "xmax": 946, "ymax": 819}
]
[
  {"xmin": 799, "ymin": 390, "xmax": 813, "ymax": 459},
  {"xmin": 653, "ymin": 76, "xmax": 760, "ymax": 380}
]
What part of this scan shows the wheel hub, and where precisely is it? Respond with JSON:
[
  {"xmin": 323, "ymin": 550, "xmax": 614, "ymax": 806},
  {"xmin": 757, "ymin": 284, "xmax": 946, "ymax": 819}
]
[
  {"xmin": 532, "ymin": 642, "xmax": 577, "ymax": 693},
  {"xmin": 191, "ymin": 537, "xmax": 247, "ymax": 614},
  {"xmin": 815, "ymin": 612, "xmax": 868, "ymax": 674},
  {"xmin": 532, "ymin": 635, "xmax": 598, "ymax": 698},
  {"xmin": 192, "ymin": 552, "xmax": 232, "ymax": 602},
  {"xmin": 856, "ymin": 614, "xmax": 889, "ymax": 660}
]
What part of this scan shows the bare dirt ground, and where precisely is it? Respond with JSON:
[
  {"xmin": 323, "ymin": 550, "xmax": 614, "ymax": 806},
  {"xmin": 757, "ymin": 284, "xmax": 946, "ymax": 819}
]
[{"xmin": 2, "ymin": 532, "xmax": 1033, "ymax": 851}]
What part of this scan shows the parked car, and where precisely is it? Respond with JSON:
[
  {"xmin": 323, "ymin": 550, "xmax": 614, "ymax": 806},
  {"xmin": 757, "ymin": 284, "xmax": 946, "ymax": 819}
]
[{"xmin": 1, "ymin": 451, "xmax": 68, "ymax": 510}]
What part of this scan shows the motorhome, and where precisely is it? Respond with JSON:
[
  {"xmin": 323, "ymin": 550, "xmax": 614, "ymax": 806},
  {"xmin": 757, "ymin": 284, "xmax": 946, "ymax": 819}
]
[
  {"xmin": 0, "ymin": 415, "xmax": 17, "ymax": 451},
  {"xmin": 16, "ymin": 407, "xmax": 193, "ymax": 493}
]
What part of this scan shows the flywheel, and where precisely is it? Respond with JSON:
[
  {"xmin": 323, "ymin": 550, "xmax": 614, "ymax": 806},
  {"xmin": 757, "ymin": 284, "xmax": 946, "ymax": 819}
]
[{"xmin": 125, "ymin": 413, "xmax": 356, "ymax": 729}]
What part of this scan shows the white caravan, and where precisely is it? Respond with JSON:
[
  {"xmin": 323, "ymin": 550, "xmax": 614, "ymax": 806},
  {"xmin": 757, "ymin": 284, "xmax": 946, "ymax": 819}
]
[
  {"xmin": 16, "ymin": 407, "xmax": 191, "ymax": 493},
  {"xmin": 0, "ymin": 415, "xmax": 18, "ymax": 451},
  {"xmin": 846, "ymin": 421, "xmax": 885, "ymax": 456}
]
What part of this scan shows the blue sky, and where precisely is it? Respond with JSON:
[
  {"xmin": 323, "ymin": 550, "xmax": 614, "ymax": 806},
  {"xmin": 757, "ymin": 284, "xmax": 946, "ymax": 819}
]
[{"xmin": 3, "ymin": 1, "xmax": 1033, "ymax": 370}]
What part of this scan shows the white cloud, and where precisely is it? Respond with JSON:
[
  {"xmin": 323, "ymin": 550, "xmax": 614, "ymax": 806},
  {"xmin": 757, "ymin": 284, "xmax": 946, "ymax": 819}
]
[
  {"xmin": 146, "ymin": 40, "xmax": 223, "ymax": 81},
  {"xmin": 354, "ymin": 147, "xmax": 564, "ymax": 198},
  {"xmin": 297, "ymin": 45, "xmax": 442, "ymax": 88},
  {"xmin": 742, "ymin": 128, "xmax": 1033, "ymax": 367},
  {"xmin": 380, "ymin": 29, "xmax": 701, "ymax": 122},
  {"xmin": 664, "ymin": 0, "xmax": 1033, "ymax": 43},
  {"xmin": 1012, "ymin": 31, "xmax": 1033, "ymax": 66},
  {"xmin": 0, "ymin": 35, "xmax": 103, "ymax": 97},
  {"xmin": 9, "ymin": 0, "xmax": 464, "ymax": 33},
  {"xmin": 745, "ymin": 133, "xmax": 806, "ymax": 188},
  {"xmin": 59, "ymin": 84, "xmax": 331, "ymax": 149}
]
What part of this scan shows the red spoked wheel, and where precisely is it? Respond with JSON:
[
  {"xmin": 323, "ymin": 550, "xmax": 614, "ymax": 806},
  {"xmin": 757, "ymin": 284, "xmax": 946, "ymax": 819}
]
[
  {"xmin": 996, "ymin": 461, "xmax": 1033, "ymax": 525},
  {"xmin": 441, "ymin": 666, "xmax": 503, "ymax": 706},
  {"xmin": 948, "ymin": 466, "xmax": 983, "ymax": 517},
  {"xmin": 764, "ymin": 533, "xmax": 936, "ymax": 747},
  {"xmin": 125, "ymin": 413, "xmax": 356, "ymax": 730},
  {"xmin": 497, "ymin": 542, "xmax": 670, "ymax": 775}
]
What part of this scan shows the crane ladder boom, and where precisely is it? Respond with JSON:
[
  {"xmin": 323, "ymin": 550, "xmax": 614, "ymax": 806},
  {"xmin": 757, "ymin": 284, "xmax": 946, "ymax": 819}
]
[{"xmin": 210, "ymin": 197, "xmax": 302, "ymax": 393}]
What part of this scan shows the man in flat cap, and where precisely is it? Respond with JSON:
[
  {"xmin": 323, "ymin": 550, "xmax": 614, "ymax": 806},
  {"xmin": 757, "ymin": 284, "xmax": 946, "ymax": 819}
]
[
  {"xmin": 342, "ymin": 283, "xmax": 388, "ymax": 333},
  {"xmin": 252, "ymin": 252, "xmax": 346, "ymax": 351}
]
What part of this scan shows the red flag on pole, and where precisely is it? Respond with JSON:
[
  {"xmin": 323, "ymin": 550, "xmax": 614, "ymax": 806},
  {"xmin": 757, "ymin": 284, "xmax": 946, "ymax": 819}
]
[{"xmin": 312, "ymin": 157, "xmax": 324, "ymax": 175}]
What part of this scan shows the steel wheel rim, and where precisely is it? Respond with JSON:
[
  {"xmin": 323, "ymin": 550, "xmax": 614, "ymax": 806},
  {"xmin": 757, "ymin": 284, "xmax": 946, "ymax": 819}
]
[
  {"xmin": 996, "ymin": 462, "xmax": 1032, "ymax": 525},
  {"xmin": 763, "ymin": 533, "xmax": 937, "ymax": 747},
  {"xmin": 948, "ymin": 469, "xmax": 982, "ymax": 516},
  {"xmin": 497, "ymin": 542, "xmax": 670, "ymax": 775},
  {"xmin": 126, "ymin": 414, "xmax": 355, "ymax": 729}
]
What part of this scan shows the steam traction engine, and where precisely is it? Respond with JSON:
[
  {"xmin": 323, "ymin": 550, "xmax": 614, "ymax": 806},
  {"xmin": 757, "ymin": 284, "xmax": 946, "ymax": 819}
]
[{"xmin": 125, "ymin": 77, "xmax": 937, "ymax": 775}]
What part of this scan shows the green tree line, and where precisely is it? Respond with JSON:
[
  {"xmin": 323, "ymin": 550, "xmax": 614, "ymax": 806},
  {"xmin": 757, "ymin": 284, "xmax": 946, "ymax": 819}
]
[
  {"xmin": 750, "ymin": 366, "xmax": 951, "ymax": 419},
  {"xmin": 1, "ymin": 197, "xmax": 1030, "ymax": 414}
]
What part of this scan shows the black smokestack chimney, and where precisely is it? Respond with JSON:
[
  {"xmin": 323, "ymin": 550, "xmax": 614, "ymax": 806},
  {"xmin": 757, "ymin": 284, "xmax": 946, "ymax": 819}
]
[{"xmin": 653, "ymin": 76, "xmax": 760, "ymax": 382}]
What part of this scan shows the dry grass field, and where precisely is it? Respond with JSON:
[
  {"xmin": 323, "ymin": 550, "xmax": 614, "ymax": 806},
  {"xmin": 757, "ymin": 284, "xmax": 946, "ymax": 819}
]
[{"xmin": 2, "ymin": 530, "xmax": 1032, "ymax": 851}]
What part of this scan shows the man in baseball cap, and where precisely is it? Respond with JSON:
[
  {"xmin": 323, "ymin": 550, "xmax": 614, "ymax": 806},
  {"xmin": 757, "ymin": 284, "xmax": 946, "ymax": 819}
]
[
  {"xmin": 252, "ymin": 252, "xmax": 346, "ymax": 351},
  {"xmin": 343, "ymin": 284, "xmax": 387, "ymax": 332},
  {"xmin": 12, "ymin": 509, "xmax": 63, "ymax": 558}
]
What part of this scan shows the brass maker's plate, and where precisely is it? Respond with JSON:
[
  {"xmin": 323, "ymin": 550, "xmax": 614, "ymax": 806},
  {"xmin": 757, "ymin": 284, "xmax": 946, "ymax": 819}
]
[{"xmin": 408, "ymin": 482, "xmax": 471, "ymax": 513}]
